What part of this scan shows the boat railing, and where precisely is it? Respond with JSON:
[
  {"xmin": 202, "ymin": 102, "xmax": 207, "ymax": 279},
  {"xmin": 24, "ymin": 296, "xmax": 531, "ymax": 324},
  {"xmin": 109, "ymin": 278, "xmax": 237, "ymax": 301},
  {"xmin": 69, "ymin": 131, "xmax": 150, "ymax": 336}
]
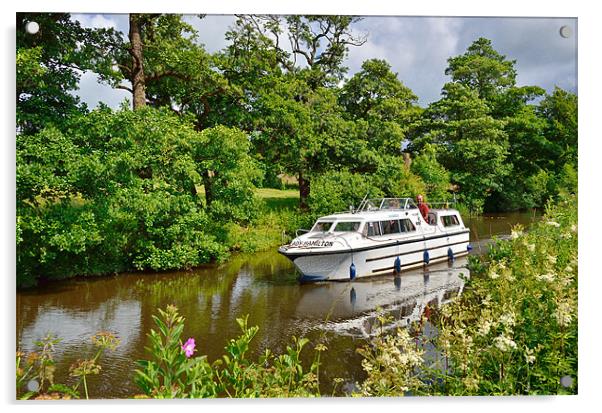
[
  {"xmin": 356, "ymin": 197, "xmax": 418, "ymax": 212},
  {"xmin": 295, "ymin": 228, "xmax": 311, "ymax": 237},
  {"xmin": 355, "ymin": 196, "xmax": 458, "ymax": 212}
]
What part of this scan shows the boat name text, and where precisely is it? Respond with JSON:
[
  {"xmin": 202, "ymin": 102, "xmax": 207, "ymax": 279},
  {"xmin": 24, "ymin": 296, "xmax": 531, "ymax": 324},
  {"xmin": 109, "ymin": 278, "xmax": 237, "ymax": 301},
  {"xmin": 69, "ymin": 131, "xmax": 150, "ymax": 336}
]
[{"xmin": 291, "ymin": 239, "xmax": 334, "ymax": 248}]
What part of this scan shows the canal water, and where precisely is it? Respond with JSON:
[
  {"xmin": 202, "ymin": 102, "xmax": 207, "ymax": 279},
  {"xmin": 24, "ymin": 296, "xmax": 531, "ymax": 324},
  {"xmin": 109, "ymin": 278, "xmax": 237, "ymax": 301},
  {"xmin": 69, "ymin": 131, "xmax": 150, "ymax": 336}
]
[{"xmin": 16, "ymin": 211, "xmax": 539, "ymax": 398}]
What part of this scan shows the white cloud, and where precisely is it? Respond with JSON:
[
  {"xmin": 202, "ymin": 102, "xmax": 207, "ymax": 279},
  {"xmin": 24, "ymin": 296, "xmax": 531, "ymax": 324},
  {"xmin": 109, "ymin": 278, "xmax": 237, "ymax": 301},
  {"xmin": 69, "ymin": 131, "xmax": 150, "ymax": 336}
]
[
  {"xmin": 76, "ymin": 70, "xmax": 131, "ymax": 109},
  {"xmin": 345, "ymin": 17, "xmax": 463, "ymax": 105},
  {"xmin": 72, "ymin": 13, "xmax": 126, "ymax": 31},
  {"xmin": 183, "ymin": 14, "xmax": 235, "ymax": 53}
]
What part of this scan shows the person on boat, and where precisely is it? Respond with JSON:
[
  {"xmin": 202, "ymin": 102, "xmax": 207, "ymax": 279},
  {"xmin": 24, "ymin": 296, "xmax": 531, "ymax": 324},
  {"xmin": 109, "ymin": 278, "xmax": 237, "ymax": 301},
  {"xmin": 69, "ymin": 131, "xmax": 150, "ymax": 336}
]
[{"xmin": 416, "ymin": 194, "xmax": 430, "ymax": 222}]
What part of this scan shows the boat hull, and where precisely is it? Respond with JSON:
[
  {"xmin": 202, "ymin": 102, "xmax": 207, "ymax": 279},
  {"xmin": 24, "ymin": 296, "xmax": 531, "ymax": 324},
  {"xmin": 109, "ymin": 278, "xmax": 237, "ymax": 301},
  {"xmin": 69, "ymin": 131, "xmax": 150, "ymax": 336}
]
[{"xmin": 279, "ymin": 230, "xmax": 470, "ymax": 282}]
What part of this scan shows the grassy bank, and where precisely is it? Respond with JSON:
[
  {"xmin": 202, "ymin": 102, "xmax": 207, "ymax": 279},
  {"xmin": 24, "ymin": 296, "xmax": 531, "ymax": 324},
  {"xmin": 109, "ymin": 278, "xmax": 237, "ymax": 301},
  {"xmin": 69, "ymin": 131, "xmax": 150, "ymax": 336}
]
[{"xmin": 222, "ymin": 187, "xmax": 309, "ymax": 254}]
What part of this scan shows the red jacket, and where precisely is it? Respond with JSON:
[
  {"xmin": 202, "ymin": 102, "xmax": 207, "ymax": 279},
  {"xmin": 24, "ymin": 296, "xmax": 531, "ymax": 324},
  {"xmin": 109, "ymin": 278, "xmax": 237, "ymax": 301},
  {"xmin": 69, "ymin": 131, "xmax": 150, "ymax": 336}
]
[{"xmin": 418, "ymin": 203, "xmax": 430, "ymax": 221}]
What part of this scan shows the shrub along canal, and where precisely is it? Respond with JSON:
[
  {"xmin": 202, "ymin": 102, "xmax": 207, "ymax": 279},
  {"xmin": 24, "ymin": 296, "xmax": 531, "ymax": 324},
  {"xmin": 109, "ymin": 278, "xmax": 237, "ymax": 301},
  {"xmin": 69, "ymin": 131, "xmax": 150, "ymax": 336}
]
[{"xmin": 16, "ymin": 211, "xmax": 539, "ymax": 398}]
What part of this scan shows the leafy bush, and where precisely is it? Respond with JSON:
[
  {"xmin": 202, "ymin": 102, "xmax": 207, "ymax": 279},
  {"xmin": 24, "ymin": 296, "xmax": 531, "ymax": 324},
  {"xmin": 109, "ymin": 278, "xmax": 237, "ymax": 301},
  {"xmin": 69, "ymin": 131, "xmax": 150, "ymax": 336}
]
[
  {"xmin": 135, "ymin": 305, "xmax": 322, "ymax": 398},
  {"xmin": 355, "ymin": 312, "xmax": 425, "ymax": 397},
  {"xmin": 410, "ymin": 143, "xmax": 451, "ymax": 201},
  {"xmin": 16, "ymin": 109, "xmax": 258, "ymax": 286},
  {"xmin": 428, "ymin": 194, "xmax": 578, "ymax": 395},
  {"xmin": 371, "ymin": 156, "xmax": 426, "ymax": 199},
  {"xmin": 308, "ymin": 170, "xmax": 382, "ymax": 217}
]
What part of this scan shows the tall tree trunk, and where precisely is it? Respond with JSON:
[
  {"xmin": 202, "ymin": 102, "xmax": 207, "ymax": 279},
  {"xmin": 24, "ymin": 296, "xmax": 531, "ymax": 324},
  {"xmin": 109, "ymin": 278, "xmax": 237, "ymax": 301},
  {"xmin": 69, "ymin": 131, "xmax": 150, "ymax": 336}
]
[
  {"xmin": 202, "ymin": 170, "xmax": 213, "ymax": 207},
  {"xmin": 298, "ymin": 171, "xmax": 310, "ymax": 211},
  {"xmin": 129, "ymin": 14, "xmax": 146, "ymax": 110}
]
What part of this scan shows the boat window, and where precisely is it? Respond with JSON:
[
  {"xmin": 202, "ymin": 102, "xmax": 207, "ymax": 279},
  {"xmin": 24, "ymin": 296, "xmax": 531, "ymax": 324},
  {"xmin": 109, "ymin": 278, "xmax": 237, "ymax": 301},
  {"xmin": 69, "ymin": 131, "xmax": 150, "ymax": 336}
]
[
  {"xmin": 366, "ymin": 221, "xmax": 382, "ymax": 236},
  {"xmin": 311, "ymin": 221, "xmax": 333, "ymax": 232},
  {"xmin": 441, "ymin": 215, "xmax": 460, "ymax": 227},
  {"xmin": 380, "ymin": 220, "xmax": 401, "ymax": 234},
  {"xmin": 333, "ymin": 222, "xmax": 361, "ymax": 232},
  {"xmin": 381, "ymin": 199, "xmax": 401, "ymax": 210},
  {"xmin": 400, "ymin": 218, "xmax": 416, "ymax": 232}
]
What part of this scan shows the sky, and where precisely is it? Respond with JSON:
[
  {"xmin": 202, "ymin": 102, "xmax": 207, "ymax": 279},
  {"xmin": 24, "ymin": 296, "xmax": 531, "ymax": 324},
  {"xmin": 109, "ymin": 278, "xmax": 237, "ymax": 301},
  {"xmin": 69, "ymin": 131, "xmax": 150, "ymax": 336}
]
[{"xmin": 73, "ymin": 14, "xmax": 577, "ymax": 109}]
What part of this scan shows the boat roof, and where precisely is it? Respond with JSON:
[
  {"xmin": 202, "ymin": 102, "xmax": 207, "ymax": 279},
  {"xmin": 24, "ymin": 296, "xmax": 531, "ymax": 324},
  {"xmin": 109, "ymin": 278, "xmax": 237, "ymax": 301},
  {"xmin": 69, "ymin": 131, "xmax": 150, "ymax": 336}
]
[{"xmin": 317, "ymin": 197, "xmax": 460, "ymax": 220}]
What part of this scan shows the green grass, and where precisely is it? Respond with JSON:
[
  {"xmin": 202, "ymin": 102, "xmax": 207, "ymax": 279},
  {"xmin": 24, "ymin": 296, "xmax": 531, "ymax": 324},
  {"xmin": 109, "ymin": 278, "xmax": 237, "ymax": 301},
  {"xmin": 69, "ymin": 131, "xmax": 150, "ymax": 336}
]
[{"xmin": 255, "ymin": 188, "xmax": 299, "ymax": 211}]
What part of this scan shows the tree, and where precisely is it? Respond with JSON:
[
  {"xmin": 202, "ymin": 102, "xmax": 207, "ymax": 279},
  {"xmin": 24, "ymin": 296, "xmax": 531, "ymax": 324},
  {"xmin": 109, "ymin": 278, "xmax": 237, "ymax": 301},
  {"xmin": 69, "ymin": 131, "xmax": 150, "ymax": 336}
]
[
  {"xmin": 128, "ymin": 14, "xmax": 147, "ymax": 109},
  {"xmin": 410, "ymin": 37, "xmax": 575, "ymax": 212},
  {"xmin": 225, "ymin": 15, "xmax": 367, "ymax": 209},
  {"xmin": 412, "ymin": 83, "xmax": 510, "ymax": 212},
  {"xmin": 253, "ymin": 75, "xmax": 357, "ymax": 209},
  {"xmin": 339, "ymin": 59, "xmax": 421, "ymax": 154},
  {"xmin": 16, "ymin": 13, "xmax": 121, "ymax": 133},
  {"xmin": 537, "ymin": 87, "xmax": 578, "ymax": 168},
  {"xmin": 445, "ymin": 37, "xmax": 516, "ymax": 105},
  {"xmin": 410, "ymin": 143, "xmax": 451, "ymax": 201},
  {"xmin": 236, "ymin": 15, "xmax": 367, "ymax": 89},
  {"xmin": 195, "ymin": 126, "xmax": 262, "ymax": 223},
  {"xmin": 102, "ymin": 13, "xmax": 222, "ymax": 116}
]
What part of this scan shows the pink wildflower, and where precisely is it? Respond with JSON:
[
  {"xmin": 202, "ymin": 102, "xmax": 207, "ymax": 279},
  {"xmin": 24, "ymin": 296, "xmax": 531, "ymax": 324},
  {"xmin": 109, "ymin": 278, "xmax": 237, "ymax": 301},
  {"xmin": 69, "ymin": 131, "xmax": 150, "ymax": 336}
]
[{"xmin": 182, "ymin": 338, "xmax": 196, "ymax": 358}]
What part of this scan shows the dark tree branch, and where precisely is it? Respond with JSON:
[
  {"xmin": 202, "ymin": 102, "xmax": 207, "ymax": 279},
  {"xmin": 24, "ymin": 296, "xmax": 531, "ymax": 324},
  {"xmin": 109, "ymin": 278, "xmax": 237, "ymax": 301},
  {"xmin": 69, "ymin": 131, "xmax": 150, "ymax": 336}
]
[{"xmin": 115, "ymin": 84, "xmax": 133, "ymax": 93}]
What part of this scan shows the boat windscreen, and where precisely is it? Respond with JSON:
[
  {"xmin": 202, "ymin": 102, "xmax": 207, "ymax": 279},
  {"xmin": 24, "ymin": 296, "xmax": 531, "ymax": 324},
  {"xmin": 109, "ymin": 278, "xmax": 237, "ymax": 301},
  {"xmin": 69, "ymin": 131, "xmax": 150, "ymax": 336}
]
[
  {"xmin": 311, "ymin": 221, "xmax": 334, "ymax": 232},
  {"xmin": 333, "ymin": 222, "xmax": 361, "ymax": 232}
]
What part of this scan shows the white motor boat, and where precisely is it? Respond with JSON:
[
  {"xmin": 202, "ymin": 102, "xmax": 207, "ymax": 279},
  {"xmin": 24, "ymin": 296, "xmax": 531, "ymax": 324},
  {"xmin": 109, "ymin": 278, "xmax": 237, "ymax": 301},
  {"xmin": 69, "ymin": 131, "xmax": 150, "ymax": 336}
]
[{"xmin": 278, "ymin": 197, "xmax": 471, "ymax": 282}]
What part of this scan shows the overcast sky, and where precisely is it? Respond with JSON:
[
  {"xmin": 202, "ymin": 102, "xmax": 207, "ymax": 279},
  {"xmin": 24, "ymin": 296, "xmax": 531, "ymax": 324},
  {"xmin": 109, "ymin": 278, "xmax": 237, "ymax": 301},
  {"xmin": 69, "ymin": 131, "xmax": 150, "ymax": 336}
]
[{"xmin": 72, "ymin": 14, "xmax": 577, "ymax": 109}]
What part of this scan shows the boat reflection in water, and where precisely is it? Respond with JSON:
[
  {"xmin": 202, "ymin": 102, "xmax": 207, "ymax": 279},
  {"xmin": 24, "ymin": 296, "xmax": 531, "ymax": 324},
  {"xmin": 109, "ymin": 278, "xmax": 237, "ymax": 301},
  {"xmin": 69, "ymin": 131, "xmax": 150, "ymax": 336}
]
[{"xmin": 295, "ymin": 256, "xmax": 469, "ymax": 337}]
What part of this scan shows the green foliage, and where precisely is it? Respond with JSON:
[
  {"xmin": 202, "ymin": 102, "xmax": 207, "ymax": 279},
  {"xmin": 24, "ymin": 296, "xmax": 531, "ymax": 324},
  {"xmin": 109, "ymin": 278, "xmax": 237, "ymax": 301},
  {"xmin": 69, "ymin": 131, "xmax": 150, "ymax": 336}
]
[
  {"xmin": 412, "ymin": 82, "xmax": 510, "ymax": 212},
  {"xmin": 555, "ymin": 163, "xmax": 578, "ymax": 196},
  {"xmin": 135, "ymin": 305, "xmax": 321, "ymax": 398},
  {"xmin": 17, "ymin": 13, "xmax": 121, "ymax": 134},
  {"xmin": 308, "ymin": 170, "xmax": 382, "ymax": 217},
  {"xmin": 429, "ymin": 195, "xmax": 578, "ymax": 395},
  {"xmin": 445, "ymin": 37, "xmax": 517, "ymax": 103},
  {"xmin": 410, "ymin": 144, "xmax": 451, "ymax": 201},
  {"xmin": 339, "ymin": 59, "xmax": 421, "ymax": 153},
  {"xmin": 537, "ymin": 87, "xmax": 578, "ymax": 168},
  {"xmin": 355, "ymin": 313, "xmax": 425, "ymax": 397},
  {"xmin": 197, "ymin": 125, "xmax": 262, "ymax": 224},
  {"xmin": 373, "ymin": 158, "xmax": 426, "ymax": 198},
  {"xmin": 16, "ymin": 108, "xmax": 261, "ymax": 286}
]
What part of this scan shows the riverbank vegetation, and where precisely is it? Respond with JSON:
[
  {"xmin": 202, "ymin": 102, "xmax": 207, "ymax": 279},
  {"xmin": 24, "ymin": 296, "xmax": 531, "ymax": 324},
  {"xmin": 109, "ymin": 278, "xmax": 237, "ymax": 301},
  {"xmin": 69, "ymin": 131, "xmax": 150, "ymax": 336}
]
[
  {"xmin": 17, "ymin": 13, "xmax": 577, "ymax": 287},
  {"xmin": 16, "ymin": 196, "xmax": 577, "ymax": 398}
]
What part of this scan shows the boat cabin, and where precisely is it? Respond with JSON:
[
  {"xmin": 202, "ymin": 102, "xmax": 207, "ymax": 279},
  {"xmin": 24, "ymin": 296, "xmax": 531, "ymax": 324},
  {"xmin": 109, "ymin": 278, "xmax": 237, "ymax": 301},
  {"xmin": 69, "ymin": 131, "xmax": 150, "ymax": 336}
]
[{"xmin": 306, "ymin": 197, "xmax": 465, "ymax": 237}]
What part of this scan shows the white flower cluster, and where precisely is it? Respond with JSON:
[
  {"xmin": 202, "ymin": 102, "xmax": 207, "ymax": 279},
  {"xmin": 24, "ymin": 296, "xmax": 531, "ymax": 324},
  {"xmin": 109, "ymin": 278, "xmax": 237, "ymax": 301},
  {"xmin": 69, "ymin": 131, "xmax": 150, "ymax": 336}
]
[
  {"xmin": 493, "ymin": 334, "xmax": 517, "ymax": 352},
  {"xmin": 511, "ymin": 229, "xmax": 523, "ymax": 240},
  {"xmin": 499, "ymin": 312, "xmax": 516, "ymax": 327},
  {"xmin": 546, "ymin": 221, "xmax": 561, "ymax": 228},
  {"xmin": 554, "ymin": 301, "xmax": 573, "ymax": 327},
  {"xmin": 536, "ymin": 272, "xmax": 555, "ymax": 282},
  {"xmin": 477, "ymin": 320, "xmax": 493, "ymax": 336}
]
